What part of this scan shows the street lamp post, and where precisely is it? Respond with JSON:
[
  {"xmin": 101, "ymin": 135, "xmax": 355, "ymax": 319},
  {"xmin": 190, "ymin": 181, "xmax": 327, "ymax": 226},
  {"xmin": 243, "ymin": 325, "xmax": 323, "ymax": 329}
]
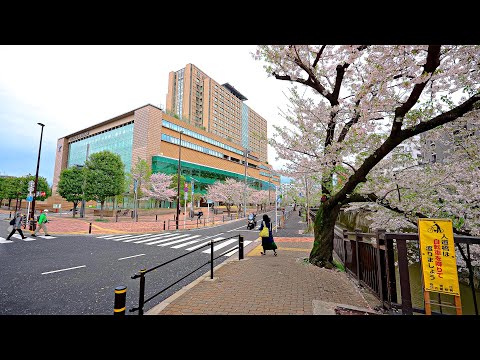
[
  {"xmin": 80, "ymin": 144, "xmax": 90, "ymax": 218},
  {"xmin": 29, "ymin": 122, "xmax": 45, "ymax": 230},
  {"xmin": 243, "ymin": 148, "xmax": 249, "ymax": 218},
  {"xmin": 175, "ymin": 131, "xmax": 183, "ymax": 230}
]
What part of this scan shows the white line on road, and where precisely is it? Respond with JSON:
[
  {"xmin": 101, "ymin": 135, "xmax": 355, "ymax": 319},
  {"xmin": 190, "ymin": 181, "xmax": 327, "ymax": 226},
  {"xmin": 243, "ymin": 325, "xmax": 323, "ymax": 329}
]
[
  {"xmin": 133, "ymin": 233, "xmax": 172, "ymax": 243},
  {"xmin": 157, "ymin": 235, "xmax": 201, "ymax": 246},
  {"xmin": 42, "ymin": 265, "xmax": 86, "ymax": 275},
  {"xmin": 118, "ymin": 254, "xmax": 145, "ymax": 260},
  {"xmin": 202, "ymin": 238, "xmax": 238, "ymax": 254},
  {"xmin": 186, "ymin": 237, "xmax": 224, "ymax": 251}
]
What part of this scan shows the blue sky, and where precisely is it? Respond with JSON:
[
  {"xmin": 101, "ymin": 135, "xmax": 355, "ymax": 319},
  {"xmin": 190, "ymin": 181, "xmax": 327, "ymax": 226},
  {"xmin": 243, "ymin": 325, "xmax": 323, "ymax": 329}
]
[{"xmin": 0, "ymin": 45, "xmax": 291, "ymax": 186}]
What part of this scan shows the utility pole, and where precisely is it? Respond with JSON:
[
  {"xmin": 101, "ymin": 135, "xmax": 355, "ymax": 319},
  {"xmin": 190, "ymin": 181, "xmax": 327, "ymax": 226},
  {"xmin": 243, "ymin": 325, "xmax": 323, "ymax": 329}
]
[
  {"xmin": 175, "ymin": 131, "xmax": 183, "ymax": 230},
  {"xmin": 29, "ymin": 123, "xmax": 45, "ymax": 230},
  {"xmin": 80, "ymin": 144, "xmax": 90, "ymax": 218},
  {"xmin": 268, "ymin": 171, "xmax": 271, "ymax": 212},
  {"xmin": 243, "ymin": 148, "xmax": 248, "ymax": 218}
]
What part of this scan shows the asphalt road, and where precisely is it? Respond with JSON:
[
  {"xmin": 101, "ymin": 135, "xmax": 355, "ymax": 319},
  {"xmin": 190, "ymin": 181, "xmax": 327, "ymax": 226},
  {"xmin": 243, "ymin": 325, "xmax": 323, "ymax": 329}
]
[{"xmin": 0, "ymin": 211, "xmax": 276, "ymax": 315}]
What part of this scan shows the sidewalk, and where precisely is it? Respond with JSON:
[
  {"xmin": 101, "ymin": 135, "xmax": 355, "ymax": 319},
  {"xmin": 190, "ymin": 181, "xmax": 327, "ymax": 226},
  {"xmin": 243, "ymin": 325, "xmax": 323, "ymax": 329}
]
[{"xmin": 147, "ymin": 211, "xmax": 381, "ymax": 315}]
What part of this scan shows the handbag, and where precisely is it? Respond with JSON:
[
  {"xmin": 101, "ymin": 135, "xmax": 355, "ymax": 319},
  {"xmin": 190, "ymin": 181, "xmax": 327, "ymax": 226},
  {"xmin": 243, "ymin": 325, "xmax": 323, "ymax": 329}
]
[{"xmin": 259, "ymin": 222, "xmax": 269, "ymax": 237}]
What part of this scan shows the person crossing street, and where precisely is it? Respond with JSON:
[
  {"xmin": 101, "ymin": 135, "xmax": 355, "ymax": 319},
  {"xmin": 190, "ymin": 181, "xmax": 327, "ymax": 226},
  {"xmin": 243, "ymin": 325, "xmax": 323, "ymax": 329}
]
[
  {"xmin": 31, "ymin": 209, "xmax": 51, "ymax": 237},
  {"xmin": 6, "ymin": 212, "xmax": 27, "ymax": 240}
]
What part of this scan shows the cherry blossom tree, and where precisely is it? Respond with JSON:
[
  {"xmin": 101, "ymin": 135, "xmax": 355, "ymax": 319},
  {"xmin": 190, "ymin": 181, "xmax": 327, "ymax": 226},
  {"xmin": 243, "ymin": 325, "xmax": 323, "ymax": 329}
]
[
  {"xmin": 206, "ymin": 178, "xmax": 244, "ymax": 215},
  {"xmin": 249, "ymin": 190, "xmax": 269, "ymax": 213},
  {"xmin": 255, "ymin": 45, "xmax": 480, "ymax": 268},
  {"xmin": 141, "ymin": 173, "xmax": 176, "ymax": 203}
]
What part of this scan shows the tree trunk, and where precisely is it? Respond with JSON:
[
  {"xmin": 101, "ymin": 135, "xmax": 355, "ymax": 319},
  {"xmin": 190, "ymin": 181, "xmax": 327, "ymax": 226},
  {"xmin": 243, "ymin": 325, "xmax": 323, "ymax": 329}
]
[
  {"xmin": 100, "ymin": 200, "xmax": 104, "ymax": 219},
  {"xmin": 309, "ymin": 203, "xmax": 342, "ymax": 269},
  {"xmin": 226, "ymin": 204, "xmax": 231, "ymax": 215},
  {"xmin": 73, "ymin": 201, "xmax": 78, "ymax": 218}
]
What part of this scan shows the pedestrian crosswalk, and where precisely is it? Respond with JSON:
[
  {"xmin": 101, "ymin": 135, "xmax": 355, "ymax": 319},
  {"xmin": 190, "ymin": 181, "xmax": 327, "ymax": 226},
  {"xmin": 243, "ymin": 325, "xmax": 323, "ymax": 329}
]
[
  {"xmin": 95, "ymin": 232, "xmax": 252, "ymax": 257},
  {"xmin": 0, "ymin": 233, "xmax": 57, "ymax": 243},
  {"xmin": 0, "ymin": 231, "xmax": 251, "ymax": 258}
]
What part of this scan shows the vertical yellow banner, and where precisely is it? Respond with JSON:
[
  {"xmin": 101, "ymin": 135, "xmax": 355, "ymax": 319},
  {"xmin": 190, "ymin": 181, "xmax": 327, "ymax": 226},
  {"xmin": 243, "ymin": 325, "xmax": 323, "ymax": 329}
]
[{"xmin": 418, "ymin": 218, "xmax": 460, "ymax": 296}]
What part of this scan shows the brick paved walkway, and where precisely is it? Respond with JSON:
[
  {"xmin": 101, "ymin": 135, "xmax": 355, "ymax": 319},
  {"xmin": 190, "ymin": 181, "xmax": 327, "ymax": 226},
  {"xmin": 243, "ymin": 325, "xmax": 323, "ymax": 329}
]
[{"xmin": 147, "ymin": 211, "xmax": 379, "ymax": 315}]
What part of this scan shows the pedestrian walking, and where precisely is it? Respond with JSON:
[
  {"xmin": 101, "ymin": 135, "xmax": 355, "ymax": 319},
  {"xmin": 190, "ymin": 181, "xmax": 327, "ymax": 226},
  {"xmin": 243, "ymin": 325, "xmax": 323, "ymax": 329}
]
[
  {"xmin": 6, "ymin": 212, "xmax": 27, "ymax": 240},
  {"xmin": 258, "ymin": 214, "xmax": 277, "ymax": 256},
  {"xmin": 31, "ymin": 209, "xmax": 51, "ymax": 237}
]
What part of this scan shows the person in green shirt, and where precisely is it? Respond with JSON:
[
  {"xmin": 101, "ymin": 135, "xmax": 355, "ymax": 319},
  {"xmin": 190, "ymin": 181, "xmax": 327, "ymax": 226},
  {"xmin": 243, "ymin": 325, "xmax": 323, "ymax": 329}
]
[{"xmin": 31, "ymin": 209, "xmax": 51, "ymax": 237}]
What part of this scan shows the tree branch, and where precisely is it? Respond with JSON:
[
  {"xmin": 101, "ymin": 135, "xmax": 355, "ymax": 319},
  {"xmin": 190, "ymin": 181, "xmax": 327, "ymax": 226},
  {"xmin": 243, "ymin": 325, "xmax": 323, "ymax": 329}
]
[
  {"xmin": 312, "ymin": 45, "xmax": 327, "ymax": 68},
  {"xmin": 392, "ymin": 45, "xmax": 441, "ymax": 133}
]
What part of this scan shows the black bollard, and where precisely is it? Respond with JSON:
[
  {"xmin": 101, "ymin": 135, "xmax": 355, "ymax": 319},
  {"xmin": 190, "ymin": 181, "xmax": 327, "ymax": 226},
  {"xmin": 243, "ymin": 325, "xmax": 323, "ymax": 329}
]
[
  {"xmin": 89, "ymin": 222, "xmax": 92, "ymax": 234},
  {"xmin": 114, "ymin": 285, "xmax": 127, "ymax": 315}
]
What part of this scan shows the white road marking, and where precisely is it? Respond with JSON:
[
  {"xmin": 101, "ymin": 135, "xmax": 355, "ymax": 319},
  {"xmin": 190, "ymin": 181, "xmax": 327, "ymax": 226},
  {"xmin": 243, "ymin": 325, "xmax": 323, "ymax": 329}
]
[
  {"xmin": 97, "ymin": 234, "xmax": 120, "ymax": 238},
  {"xmin": 171, "ymin": 239, "xmax": 201, "ymax": 248},
  {"xmin": 133, "ymin": 233, "xmax": 172, "ymax": 243},
  {"xmin": 146, "ymin": 234, "xmax": 191, "ymax": 245},
  {"xmin": 186, "ymin": 237, "xmax": 224, "ymax": 251},
  {"xmin": 224, "ymin": 240, "xmax": 253, "ymax": 256},
  {"xmin": 122, "ymin": 234, "xmax": 156, "ymax": 242},
  {"xmin": 0, "ymin": 237, "xmax": 14, "ymax": 243},
  {"xmin": 172, "ymin": 233, "xmax": 223, "ymax": 249},
  {"xmin": 103, "ymin": 234, "xmax": 135, "ymax": 240},
  {"xmin": 157, "ymin": 235, "xmax": 201, "ymax": 246},
  {"xmin": 118, "ymin": 254, "xmax": 145, "ymax": 261},
  {"xmin": 202, "ymin": 238, "xmax": 238, "ymax": 254},
  {"xmin": 42, "ymin": 265, "xmax": 86, "ymax": 275},
  {"xmin": 112, "ymin": 234, "xmax": 152, "ymax": 241}
]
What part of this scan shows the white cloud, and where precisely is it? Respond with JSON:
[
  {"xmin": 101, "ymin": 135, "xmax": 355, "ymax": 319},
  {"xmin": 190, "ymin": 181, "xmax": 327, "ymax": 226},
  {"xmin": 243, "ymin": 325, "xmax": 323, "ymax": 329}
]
[{"xmin": 0, "ymin": 45, "xmax": 292, "ymax": 182}]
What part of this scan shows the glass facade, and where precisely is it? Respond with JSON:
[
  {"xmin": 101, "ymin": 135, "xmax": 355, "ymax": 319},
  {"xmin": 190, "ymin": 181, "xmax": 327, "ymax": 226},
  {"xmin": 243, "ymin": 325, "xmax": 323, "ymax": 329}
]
[
  {"xmin": 67, "ymin": 122, "xmax": 134, "ymax": 172},
  {"xmin": 175, "ymin": 69, "xmax": 184, "ymax": 117},
  {"xmin": 241, "ymin": 102, "xmax": 249, "ymax": 148},
  {"xmin": 161, "ymin": 134, "xmax": 224, "ymax": 159},
  {"xmin": 152, "ymin": 156, "xmax": 273, "ymax": 194},
  {"xmin": 162, "ymin": 120, "xmax": 244, "ymax": 156}
]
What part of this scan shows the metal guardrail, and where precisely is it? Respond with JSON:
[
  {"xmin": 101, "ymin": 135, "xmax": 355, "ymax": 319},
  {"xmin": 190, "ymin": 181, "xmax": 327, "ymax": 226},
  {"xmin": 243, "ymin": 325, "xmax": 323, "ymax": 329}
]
[
  {"xmin": 117, "ymin": 234, "xmax": 245, "ymax": 315},
  {"xmin": 310, "ymin": 210, "xmax": 480, "ymax": 315}
]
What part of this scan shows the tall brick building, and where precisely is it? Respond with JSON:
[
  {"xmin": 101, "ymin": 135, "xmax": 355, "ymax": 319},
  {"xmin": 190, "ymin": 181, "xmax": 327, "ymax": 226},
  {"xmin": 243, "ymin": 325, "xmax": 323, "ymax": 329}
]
[
  {"xmin": 52, "ymin": 104, "xmax": 279, "ymax": 204},
  {"xmin": 166, "ymin": 64, "xmax": 268, "ymax": 163}
]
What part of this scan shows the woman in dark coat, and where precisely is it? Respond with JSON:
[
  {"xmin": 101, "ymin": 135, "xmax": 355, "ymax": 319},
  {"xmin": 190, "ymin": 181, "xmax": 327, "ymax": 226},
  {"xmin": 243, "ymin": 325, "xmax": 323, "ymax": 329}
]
[
  {"xmin": 6, "ymin": 212, "xmax": 27, "ymax": 240},
  {"xmin": 259, "ymin": 214, "xmax": 277, "ymax": 256}
]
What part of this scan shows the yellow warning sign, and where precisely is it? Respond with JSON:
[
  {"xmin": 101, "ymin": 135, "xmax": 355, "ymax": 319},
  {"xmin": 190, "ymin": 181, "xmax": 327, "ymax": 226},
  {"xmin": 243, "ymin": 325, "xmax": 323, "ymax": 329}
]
[{"xmin": 418, "ymin": 218, "xmax": 460, "ymax": 296}]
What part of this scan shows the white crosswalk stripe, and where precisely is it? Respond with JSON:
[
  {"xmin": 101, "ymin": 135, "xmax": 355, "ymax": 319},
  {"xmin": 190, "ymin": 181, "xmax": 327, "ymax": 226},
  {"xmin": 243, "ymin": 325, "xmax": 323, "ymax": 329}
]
[
  {"xmin": 122, "ymin": 234, "xmax": 156, "ymax": 242},
  {"xmin": 224, "ymin": 240, "xmax": 252, "ymax": 256},
  {"xmin": 202, "ymin": 238, "xmax": 238, "ymax": 254},
  {"xmin": 141, "ymin": 233, "xmax": 186, "ymax": 244},
  {"xmin": 112, "ymin": 234, "xmax": 152, "ymax": 241},
  {"xmin": 133, "ymin": 233, "xmax": 172, "ymax": 244},
  {"xmin": 0, "ymin": 234, "xmax": 57, "ymax": 243},
  {"xmin": 93, "ymin": 231, "xmax": 246, "ymax": 257},
  {"xmin": 157, "ymin": 235, "xmax": 201, "ymax": 246},
  {"xmin": 185, "ymin": 237, "xmax": 224, "ymax": 251},
  {"xmin": 146, "ymin": 234, "xmax": 192, "ymax": 245},
  {"xmin": 100, "ymin": 234, "xmax": 132, "ymax": 240}
]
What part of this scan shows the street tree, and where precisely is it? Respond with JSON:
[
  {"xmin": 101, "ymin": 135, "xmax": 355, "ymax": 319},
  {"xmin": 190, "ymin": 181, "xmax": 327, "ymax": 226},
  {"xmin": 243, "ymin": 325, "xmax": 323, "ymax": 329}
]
[
  {"xmin": 141, "ymin": 173, "xmax": 176, "ymax": 204},
  {"xmin": 57, "ymin": 167, "xmax": 84, "ymax": 217},
  {"xmin": 84, "ymin": 151, "xmax": 125, "ymax": 219},
  {"xmin": 206, "ymin": 178, "xmax": 244, "ymax": 215},
  {"xmin": 127, "ymin": 157, "xmax": 151, "ymax": 209},
  {"xmin": 255, "ymin": 45, "xmax": 480, "ymax": 268}
]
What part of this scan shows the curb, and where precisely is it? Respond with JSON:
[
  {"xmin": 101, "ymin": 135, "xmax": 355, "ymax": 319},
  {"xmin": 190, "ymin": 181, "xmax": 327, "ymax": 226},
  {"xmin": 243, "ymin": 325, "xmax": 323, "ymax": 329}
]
[{"xmin": 146, "ymin": 239, "xmax": 260, "ymax": 315}]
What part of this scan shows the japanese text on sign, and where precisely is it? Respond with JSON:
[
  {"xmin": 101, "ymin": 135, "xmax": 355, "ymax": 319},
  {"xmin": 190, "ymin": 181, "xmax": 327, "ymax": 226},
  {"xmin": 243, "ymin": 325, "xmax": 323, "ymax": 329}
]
[{"xmin": 418, "ymin": 218, "xmax": 460, "ymax": 296}]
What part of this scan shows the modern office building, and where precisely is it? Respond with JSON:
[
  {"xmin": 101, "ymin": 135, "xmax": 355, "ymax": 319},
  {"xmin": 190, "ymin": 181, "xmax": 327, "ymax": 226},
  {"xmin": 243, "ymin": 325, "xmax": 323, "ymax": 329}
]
[
  {"xmin": 166, "ymin": 63, "xmax": 268, "ymax": 163},
  {"xmin": 52, "ymin": 104, "xmax": 280, "ymax": 204}
]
